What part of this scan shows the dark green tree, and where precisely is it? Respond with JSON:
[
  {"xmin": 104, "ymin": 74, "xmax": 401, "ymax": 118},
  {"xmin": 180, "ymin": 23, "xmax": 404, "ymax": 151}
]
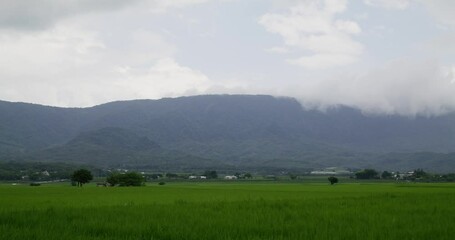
[
  {"xmin": 203, "ymin": 170, "xmax": 218, "ymax": 179},
  {"xmin": 106, "ymin": 172, "xmax": 121, "ymax": 186},
  {"xmin": 149, "ymin": 173, "xmax": 163, "ymax": 180},
  {"xmin": 119, "ymin": 172, "xmax": 145, "ymax": 186},
  {"xmin": 328, "ymin": 176, "xmax": 338, "ymax": 185},
  {"xmin": 355, "ymin": 169, "xmax": 379, "ymax": 179},
  {"xmin": 381, "ymin": 171, "xmax": 393, "ymax": 179},
  {"xmin": 165, "ymin": 173, "xmax": 178, "ymax": 179},
  {"xmin": 71, "ymin": 169, "xmax": 93, "ymax": 187},
  {"xmin": 413, "ymin": 169, "xmax": 427, "ymax": 179},
  {"xmin": 442, "ymin": 173, "xmax": 455, "ymax": 182},
  {"xmin": 244, "ymin": 173, "xmax": 252, "ymax": 179},
  {"xmin": 107, "ymin": 172, "xmax": 145, "ymax": 186}
]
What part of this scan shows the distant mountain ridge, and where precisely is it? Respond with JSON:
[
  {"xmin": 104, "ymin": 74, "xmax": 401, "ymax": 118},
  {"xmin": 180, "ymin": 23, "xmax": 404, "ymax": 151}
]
[
  {"xmin": 16, "ymin": 127, "xmax": 222, "ymax": 170},
  {"xmin": 1, "ymin": 95, "xmax": 454, "ymax": 171}
]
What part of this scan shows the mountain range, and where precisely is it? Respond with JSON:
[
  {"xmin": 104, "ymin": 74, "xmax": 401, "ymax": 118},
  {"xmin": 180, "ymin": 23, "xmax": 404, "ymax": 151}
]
[{"xmin": 1, "ymin": 95, "xmax": 454, "ymax": 172}]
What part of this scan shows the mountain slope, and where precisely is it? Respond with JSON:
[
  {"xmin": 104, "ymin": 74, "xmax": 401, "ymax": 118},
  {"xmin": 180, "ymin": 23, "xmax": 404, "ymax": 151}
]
[
  {"xmin": 20, "ymin": 128, "xmax": 224, "ymax": 170},
  {"xmin": 1, "ymin": 95, "xmax": 455, "ymax": 171}
]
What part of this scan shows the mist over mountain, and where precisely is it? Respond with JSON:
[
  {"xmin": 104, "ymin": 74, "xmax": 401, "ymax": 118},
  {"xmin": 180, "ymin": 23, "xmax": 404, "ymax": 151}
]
[{"xmin": 1, "ymin": 95, "xmax": 454, "ymax": 172}]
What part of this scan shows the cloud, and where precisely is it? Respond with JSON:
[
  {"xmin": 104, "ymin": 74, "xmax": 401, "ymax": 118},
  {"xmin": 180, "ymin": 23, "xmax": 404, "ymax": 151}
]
[
  {"xmin": 0, "ymin": 0, "xmax": 211, "ymax": 30},
  {"xmin": 150, "ymin": 0, "xmax": 211, "ymax": 13},
  {"xmin": 421, "ymin": 0, "xmax": 455, "ymax": 26},
  {"xmin": 0, "ymin": 0, "xmax": 140, "ymax": 30},
  {"xmin": 265, "ymin": 46, "xmax": 290, "ymax": 54},
  {"xmin": 288, "ymin": 53, "xmax": 357, "ymax": 69},
  {"xmin": 287, "ymin": 59, "xmax": 455, "ymax": 116},
  {"xmin": 0, "ymin": 0, "xmax": 240, "ymax": 107},
  {"xmin": 114, "ymin": 58, "xmax": 211, "ymax": 100},
  {"xmin": 364, "ymin": 0, "xmax": 410, "ymax": 10},
  {"xmin": 0, "ymin": 22, "xmax": 193, "ymax": 107},
  {"xmin": 365, "ymin": 1, "xmax": 455, "ymax": 25},
  {"xmin": 259, "ymin": 0, "xmax": 363, "ymax": 69}
]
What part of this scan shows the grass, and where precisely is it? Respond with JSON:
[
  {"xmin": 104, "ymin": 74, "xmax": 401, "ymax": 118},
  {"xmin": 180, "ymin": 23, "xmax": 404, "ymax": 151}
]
[{"xmin": 0, "ymin": 181, "xmax": 454, "ymax": 239}]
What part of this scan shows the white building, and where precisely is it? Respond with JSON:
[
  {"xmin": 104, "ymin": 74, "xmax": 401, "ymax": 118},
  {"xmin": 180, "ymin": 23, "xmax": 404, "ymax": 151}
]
[{"xmin": 224, "ymin": 175, "xmax": 238, "ymax": 180}]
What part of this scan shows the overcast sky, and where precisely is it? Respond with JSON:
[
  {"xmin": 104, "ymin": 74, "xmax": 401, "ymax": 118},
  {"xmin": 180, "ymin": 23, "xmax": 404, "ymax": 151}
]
[{"xmin": 0, "ymin": 0, "xmax": 454, "ymax": 116}]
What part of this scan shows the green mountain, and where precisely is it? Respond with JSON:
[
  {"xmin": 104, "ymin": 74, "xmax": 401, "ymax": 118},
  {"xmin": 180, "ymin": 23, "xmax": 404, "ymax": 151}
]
[
  {"xmin": 1, "ymin": 95, "xmax": 455, "ymax": 171},
  {"xmin": 18, "ymin": 127, "xmax": 223, "ymax": 170}
]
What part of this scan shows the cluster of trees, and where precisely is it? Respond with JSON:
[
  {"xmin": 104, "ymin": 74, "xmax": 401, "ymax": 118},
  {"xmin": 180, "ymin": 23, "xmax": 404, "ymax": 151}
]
[
  {"xmin": 69, "ymin": 169, "xmax": 145, "ymax": 187},
  {"xmin": 328, "ymin": 168, "xmax": 455, "ymax": 184},
  {"xmin": 107, "ymin": 172, "xmax": 145, "ymax": 186},
  {"xmin": 203, "ymin": 170, "xmax": 218, "ymax": 179},
  {"xmin": 355, "ymin": 169, "xmax": 379, "ymax": 179},
  {"xmin": 0, "ymin": 162, "xmax": 79, "ymax": 181},
  {"xmin": 352, "ymin": 168, "xmax": 455, "ymax": 182},
  {"xmin": 438, "ymin": 173, "xmax": 455, "ymax": 182}
]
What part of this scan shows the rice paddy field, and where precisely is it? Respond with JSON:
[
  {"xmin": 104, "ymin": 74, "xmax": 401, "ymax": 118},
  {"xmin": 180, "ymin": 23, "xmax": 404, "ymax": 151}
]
[{"xmin": 0, "ymin": 181, "xmax": 454, "ymax": 240}]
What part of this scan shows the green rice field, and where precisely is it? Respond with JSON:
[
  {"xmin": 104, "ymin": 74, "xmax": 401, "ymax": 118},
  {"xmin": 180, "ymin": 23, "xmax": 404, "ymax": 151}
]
[{"xmin": 1, "ymin": 182, "xmax": 454, "ymax": 240}]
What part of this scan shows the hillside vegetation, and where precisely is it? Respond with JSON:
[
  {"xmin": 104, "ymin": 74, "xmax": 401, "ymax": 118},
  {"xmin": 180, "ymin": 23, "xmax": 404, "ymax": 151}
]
[{"xmin": 1, "ymin": 95, "xmax": 455, "ymax": 171}]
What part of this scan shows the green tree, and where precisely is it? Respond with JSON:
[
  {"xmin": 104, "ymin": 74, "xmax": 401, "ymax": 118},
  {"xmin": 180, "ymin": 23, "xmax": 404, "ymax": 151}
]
[
  {"xmin": 442, "ymin": 173, "xmax": 455, "ymax": 182},
  {"xmin": 244, "ymin": 173, "xmax": 252, "ymax": 179},
  {"xmin": 107, "ymin": 172, "xmax": 145, "ymax": 186},
  {"xmin": 413, "ymin": 169, "xmax": 427, "ymax": 179},
  {"xmin": 203, "ymin": 170, "xmax": 218, "ymax": 179},
  {"xmin": 355, "ymin": 169, "xmax": 379, "ymax": 179},
  {"xmin": 328, "ymin": 176, "xmax": 338, "ymax": 185},
  {"xmin": 165, "ymin": 173, "xmax": 178, "ymax": 179},
  {"xmin": 106, "ymin": 172, "xmax": 121, "ymax": 186},
  {"xmin": 71, "ymin": 169, "xmax": 93, "ymax": 187},
  {"xmin": 149, "ymin": 173, "xmax": 163, "ymax": 180},
  {"xmin": 381, "ymin": 171, "xmax": 393, "ymax": 179},
  {"xmin": 119, "ymin": 172, "xmax": 145, "ymax": 186}
]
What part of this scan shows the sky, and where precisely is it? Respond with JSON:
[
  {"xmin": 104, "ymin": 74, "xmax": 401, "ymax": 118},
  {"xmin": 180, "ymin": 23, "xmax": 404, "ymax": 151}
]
[{"xmin": 0, "ymin": 0, "xmax": 454, "ymax": 116}]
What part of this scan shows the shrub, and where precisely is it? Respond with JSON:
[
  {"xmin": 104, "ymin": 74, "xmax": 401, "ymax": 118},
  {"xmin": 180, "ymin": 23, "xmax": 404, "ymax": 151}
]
[{"xmin": 328, "ymin": 176, "xmax": 338, "ymax": 185}]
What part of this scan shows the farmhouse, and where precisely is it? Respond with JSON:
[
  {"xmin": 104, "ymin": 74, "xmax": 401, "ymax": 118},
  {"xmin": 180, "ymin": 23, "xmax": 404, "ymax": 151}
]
[
  {"xmin": 310, "ymin": 167, "xmax": 351, "ymax": 175},
  {"xmin": 395, "ymin": 171, "xmax": 415, "ymax": 180},
  {"xmin": 224, "ymin": 175, "xmax": 237, "ymax": 180},
  {"xmin": 189, "ymin": 175, "xmax": 207, "ymax": 179}
]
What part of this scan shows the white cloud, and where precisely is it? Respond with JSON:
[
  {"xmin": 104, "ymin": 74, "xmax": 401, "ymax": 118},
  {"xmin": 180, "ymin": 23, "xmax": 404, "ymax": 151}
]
[
  {"xmin": 420, "ymin": 0, "xmax": 455, "ymax": 26},
  {"xmin": 364, "ymin": 0, "xmax": 411, "ymax": 10},
  {"xmin": 288, "ymin": 59, "xmax": 455, "ymax": 116},
  {"xmin": 0, "ymin": 22, "xmax": 187, "ymax": 107},
  {"xmin": 259, "ymin": 0, "xmax": 363, "ymax": 69},
  {"xmin": 335, "ymin": 20, "xmax": 361, "ymax": 34},
  {"xmin": 0, "ymin": 0, "xmax": 212, "ymax": 30},
  {"xmin": 115, "ymin": 58, "xmax": 211, "ymax": 99},
  {"xmin": 288, "ymin": 53, "xmax": 357, "ymax": 70},
  {"xmin": 0, "ymin": 26, "xmax": 105, "ymax": 78},
  {"xmin": 265, "ymin": 46, "xmax": 290, "ymax": 54},
  {"xmin": 151, "ymin": 0, "xmax": 211, "ymax": 12},
  {"xmin": 0, "ymin": 0, "xmax": 140, "ymax": 30},
  {"xmin": 0, "ymin": 0, "xmax": 454, "ymax": 118}
]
